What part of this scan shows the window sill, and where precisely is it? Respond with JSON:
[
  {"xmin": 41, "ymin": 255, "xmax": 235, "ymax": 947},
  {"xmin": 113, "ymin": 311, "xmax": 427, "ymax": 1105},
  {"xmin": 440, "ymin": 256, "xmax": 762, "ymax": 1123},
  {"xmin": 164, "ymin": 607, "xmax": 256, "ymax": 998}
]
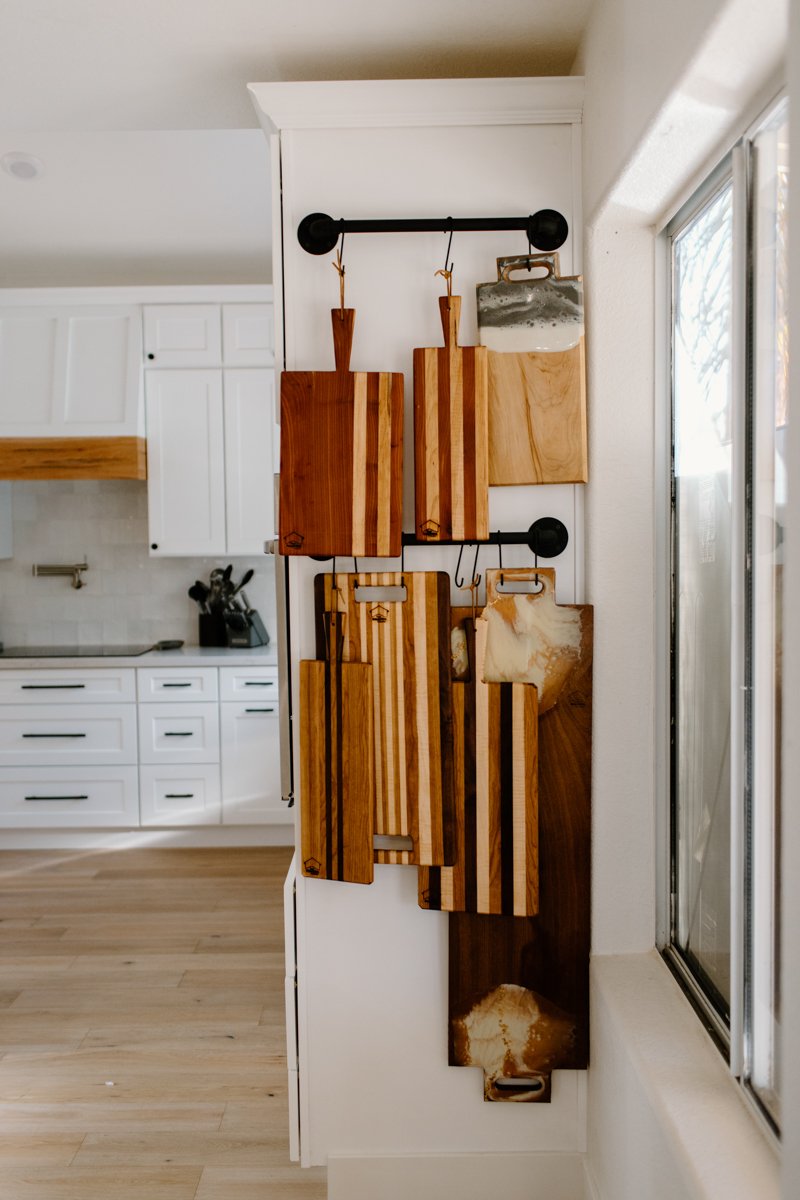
[{"xmin": 588, "ymin": 951, "xmax": 779, "ymax": 1200}]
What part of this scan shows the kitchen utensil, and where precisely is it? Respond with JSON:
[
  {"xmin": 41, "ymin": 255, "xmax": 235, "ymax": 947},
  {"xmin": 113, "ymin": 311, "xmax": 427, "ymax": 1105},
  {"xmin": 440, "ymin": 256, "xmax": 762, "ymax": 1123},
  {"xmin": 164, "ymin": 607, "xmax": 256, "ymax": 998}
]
[
  {"xmin": 231, "ymin": 568, "xmax": 254, "ymax": 597},
  {"xmin": 477, "ymin": 254, "xmax": 588, "ymax": 485},
  {"xmin": 188, "ymin": 582, "xmax": 209, "ymax": 613},
  {"xmin": 419, "ymin": 614, "xmax": 539, "ymax": 916},
  {"xmin": 413, "ymin": 295, "xmax": 489, "ymax": 542},
  {"xmin": 448, "ymin": 591, "xmax": 592, "ymax": 1102},
  {"xmin": 280, "ymin": 309, "xmax": 404, "ymax": 557},
  {"xmin": 300, "ymin": 609, "xmax": 375, "ymax": 884},
  {"xmin": 315, "ymin": 571, "xmax": 455, "ymax": 866},
  {"xmin": 480, "ymin": 568, "xmax": 584, "ymax": 713}
]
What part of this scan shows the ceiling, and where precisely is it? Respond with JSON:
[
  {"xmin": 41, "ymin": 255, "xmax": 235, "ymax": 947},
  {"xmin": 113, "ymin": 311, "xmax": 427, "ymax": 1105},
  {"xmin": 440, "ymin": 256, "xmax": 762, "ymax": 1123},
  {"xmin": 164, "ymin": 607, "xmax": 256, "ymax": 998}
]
[{"xmin": 0, "ymin": 0, "xmax": 592, "ymax": 287}]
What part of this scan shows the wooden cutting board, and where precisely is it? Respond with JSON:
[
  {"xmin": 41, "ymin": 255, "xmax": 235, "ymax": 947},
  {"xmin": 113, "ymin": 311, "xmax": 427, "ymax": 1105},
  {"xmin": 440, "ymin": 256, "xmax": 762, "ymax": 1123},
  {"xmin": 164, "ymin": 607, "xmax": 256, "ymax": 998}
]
[
  {"xmin": 419, "ymin": 612, "xmax": 539, "ymax": 916},
  {"xmin": 486, "ymin": 339, "xmax": 588, "ymax": 485},
  {"xmin": 299, "ymin": 613, "xmax": 375, "ymax": 884},
  {"xmin": 279, "ymin": 308, "xmax": 403, "ymax": 557},
  {"xmin": 448, "ymin": 595, "xmax": 592, "ymax": 1102},
  {"xmin": 413, "ymin": 296, "xmax": 489, "ymax": 541},
  {"xmin": 314, "ymin": 571, "xmax": 455, "ymax": 866}
]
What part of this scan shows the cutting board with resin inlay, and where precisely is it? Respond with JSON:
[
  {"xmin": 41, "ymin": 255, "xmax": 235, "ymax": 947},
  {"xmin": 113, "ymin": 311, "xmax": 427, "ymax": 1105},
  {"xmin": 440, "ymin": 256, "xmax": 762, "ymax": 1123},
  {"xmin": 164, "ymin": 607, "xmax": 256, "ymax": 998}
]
[
  {"xmin": 314, "ymin": 571, "xmax": 455, "ymax": 867},
  {"xmin": 419, "ymin": 611, "xmax": 539, "ymax": 916},
  {"xmin": 279, "ymin": 309, "xmax": 403, "ymax": 557},
  {"xmin": 448, "ymin": 595, "xmax": 592, "ymax": 1102},
  {"xmin": 413, "ymin": 296, "xmax": 489, "ymax": 542},
  {"xmin": 299, "ymin": 611, "xmax": 375, "ymax": 884}
]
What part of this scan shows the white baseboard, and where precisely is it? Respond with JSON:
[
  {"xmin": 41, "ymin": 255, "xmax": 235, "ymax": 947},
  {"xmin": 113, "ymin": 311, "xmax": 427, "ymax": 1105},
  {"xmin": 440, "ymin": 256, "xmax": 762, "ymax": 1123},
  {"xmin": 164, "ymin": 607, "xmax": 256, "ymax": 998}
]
[
  {"xmin": 327, "ymin": 1152, "xmax": 588, "ymax": 1200},
  {"xmin": 0, "ymin": 824, "xmax": 294, "ymax": 850}
]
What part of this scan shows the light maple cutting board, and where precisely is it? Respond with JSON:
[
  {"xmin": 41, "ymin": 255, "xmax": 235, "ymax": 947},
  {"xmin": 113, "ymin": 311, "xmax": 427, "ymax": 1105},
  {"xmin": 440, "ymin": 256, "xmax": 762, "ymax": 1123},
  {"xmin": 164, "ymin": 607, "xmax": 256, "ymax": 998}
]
[
  {"xmin": 314, "ymin": 571, "xmax": 455, "ymax": 866},
  {"xmin": 419, "ymin": 612, "xmax": 539, "ymax": 917},
  {"xmin": 413, "ymin": 296, "xmax": 489, "ymax": 542},
  {"xmin": 279, "ymin": 308, "xmax": 403, "ymax": 557},
  {"xmin": 299, "ymin": 611, "xmax": 375, "ymax": 884},
  {"xmin": 448, "ymin": 578, "xmax": 593, "ymax": 1103},
  {"xmin": 477, "ymin": 254, "xmax": 588, "ymax": 486}
]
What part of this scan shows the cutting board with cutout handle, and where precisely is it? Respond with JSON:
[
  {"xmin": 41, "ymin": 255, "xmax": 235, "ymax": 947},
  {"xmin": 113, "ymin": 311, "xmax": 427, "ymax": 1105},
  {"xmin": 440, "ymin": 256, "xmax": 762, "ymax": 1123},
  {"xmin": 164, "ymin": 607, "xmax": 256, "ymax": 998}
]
[
  {"xmin": 419, "ymin": 611, "xmax": 539, "ymax": 916},
  {"xmin": 314, "ymin": 571, "xmax": 455, "ymax": 866},
  {"xmin": 279, "ymin": 309, "xmax": 404, "ymax": 557},
  {"xmin": 413, "ymin": 296, "xmax": 489, "ymax": 542}
]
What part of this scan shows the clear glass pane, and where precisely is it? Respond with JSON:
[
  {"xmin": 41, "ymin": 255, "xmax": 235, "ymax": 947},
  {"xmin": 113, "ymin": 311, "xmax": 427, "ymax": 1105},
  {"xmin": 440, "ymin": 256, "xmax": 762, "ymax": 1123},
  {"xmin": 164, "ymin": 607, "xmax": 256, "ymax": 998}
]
[
  {"xmin": 748, "ymin": 98, "xmax": 789, "ymax": 1124},
  {"xmin": 672, "ymin": 181, "xmax": 734, "ymax": 1015}
]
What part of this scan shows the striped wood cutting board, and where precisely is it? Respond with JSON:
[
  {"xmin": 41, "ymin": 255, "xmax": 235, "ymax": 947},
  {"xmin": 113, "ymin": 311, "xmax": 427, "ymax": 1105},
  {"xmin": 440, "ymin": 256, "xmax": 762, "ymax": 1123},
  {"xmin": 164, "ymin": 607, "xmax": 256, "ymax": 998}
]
[
  {"xmin": 279, "ymin": 308, "xmax": 403, "ymax": 556},
  {"xmin": 448, "ymin": 593, "xmax": 592, "ymax": 1102},
  {"xmin": 413, "ymin": 296, "xmax": 489, "ymax": 542},
  {"xmin": 419, "ymin": 613, "xmax": 539, "ymax": 916},
  {"xmin": 314, "ymin": 571, "xmax": 455, "ymax": 866},
  {"xmin": 299, "ymin": 612, "xmax": 375, "ymax": 884}
]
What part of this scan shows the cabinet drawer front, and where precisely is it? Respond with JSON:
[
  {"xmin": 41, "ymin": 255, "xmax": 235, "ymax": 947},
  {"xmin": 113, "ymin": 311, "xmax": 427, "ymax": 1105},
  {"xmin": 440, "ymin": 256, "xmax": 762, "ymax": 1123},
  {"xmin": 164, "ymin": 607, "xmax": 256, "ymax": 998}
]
[
  {"xmin": 143, "ymin": 305, "xmax": 221, "ymax": 367},
  {"xmin": 0, "ymin": 705, "xmax": 137, "ymax": 765},
  {"xmin": 0, "ymin": 669, "xmax": 136, "ymax": 704},
  {"xmin": 139, "ymin": 764, "xmax": 221, "ymax": 826},
  {"xmin": 220, "ymin": 701, "xmax": 282, "ymax": 824},
  {"xmin": 219, "ymin": 666, "xmax": 278, "ymax": 703},
  {"xmin": 0, "ymin": 766, "xmax": 139, "ymax": 827},
  {"xmin": 222, "ymin": 304, "xmax": 274, "ymax": 366},
  {"xmin": 137, "ymin": 667, "xmax": 218, "ymax": 702},
  {"xmin": 138, "ymin": 702, "xmax": 219, "ymax": 764}
]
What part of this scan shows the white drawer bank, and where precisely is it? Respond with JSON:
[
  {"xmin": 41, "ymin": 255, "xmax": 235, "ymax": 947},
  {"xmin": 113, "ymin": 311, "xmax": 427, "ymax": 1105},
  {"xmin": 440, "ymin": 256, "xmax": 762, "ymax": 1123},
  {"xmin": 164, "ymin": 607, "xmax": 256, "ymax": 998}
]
[{"xmin": 0, "ymin": 659, "xmax": 284, "ymax": 830}]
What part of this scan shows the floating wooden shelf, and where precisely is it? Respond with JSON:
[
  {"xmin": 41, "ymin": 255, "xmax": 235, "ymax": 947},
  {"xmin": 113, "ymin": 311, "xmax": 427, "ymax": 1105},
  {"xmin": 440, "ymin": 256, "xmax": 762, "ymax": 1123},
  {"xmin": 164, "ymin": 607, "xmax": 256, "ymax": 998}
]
[{"xmin": 0, "ymin": 437, "xmax": 147, "ymax": 481}]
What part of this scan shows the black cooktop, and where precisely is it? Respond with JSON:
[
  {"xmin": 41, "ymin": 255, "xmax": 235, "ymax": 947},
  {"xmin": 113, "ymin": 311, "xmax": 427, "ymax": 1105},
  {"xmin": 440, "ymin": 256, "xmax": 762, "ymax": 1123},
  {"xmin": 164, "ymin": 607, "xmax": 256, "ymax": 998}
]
[{"xmin": 0, "ymin": 645, "xmax": 153, "ymax": 658}]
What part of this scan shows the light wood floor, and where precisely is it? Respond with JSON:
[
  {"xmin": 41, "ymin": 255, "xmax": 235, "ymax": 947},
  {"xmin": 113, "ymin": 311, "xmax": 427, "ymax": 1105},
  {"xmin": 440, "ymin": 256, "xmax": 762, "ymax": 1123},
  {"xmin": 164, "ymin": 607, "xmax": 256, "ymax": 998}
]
[{"xmin": 0, "ymin": 846, "xmax": 326, "ymax": 1199}]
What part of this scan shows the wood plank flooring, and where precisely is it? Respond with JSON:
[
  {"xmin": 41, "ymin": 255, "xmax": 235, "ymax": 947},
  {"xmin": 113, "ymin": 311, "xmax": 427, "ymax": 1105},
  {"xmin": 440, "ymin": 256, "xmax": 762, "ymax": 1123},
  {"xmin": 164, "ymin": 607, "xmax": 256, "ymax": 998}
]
[{"xmin": 0, "ymin": 846, "xmax": 325, "ymax": 1199}]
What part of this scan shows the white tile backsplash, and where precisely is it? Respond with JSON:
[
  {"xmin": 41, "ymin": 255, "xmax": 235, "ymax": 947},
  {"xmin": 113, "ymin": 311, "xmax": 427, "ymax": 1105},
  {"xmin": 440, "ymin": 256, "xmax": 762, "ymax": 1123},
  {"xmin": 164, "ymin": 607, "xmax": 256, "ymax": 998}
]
[{"xmin": 0, "ymin": 480, "xmax": 277, "ymax": 648}]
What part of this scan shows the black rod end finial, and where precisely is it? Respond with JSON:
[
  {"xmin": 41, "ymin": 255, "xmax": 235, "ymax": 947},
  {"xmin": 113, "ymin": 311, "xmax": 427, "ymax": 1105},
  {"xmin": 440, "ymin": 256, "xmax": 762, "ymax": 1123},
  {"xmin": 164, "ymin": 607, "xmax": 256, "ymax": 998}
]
[
  {"xmin": 297, "ymin": 212, "xmax": 340, "ymax": 256},
  {"xmin": 527, "ymin": 209, "xmax": 569, "ymax": 253},
  {"xmin": 527, "ymin": 517, "xmax": 569, "ymax": 559}
]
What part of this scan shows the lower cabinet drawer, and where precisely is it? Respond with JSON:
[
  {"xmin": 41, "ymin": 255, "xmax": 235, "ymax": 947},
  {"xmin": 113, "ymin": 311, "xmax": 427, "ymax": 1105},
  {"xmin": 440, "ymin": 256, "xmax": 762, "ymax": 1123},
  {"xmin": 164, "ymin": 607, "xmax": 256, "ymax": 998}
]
[
  {"xmin": 0, "ymin": 704, "xmax": 137, "ymax": 765},
  {"xmin": 138, "ymin": 703, "xmax": 220, "ymax": 764},
  {"xmin": 139, "ymin": 764, "xmax": 221, "ymax": 826},
  {"xmin": 0, "ymin": 766, "xmax": 139, "ymax": 827}
]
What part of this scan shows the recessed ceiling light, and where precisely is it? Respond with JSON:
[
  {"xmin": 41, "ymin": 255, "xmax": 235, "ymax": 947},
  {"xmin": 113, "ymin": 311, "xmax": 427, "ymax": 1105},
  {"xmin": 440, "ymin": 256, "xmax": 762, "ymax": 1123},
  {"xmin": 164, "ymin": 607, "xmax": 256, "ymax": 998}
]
[{"xmin": 1, "ymin": 152, "xmax": 44, "ymax": 181}]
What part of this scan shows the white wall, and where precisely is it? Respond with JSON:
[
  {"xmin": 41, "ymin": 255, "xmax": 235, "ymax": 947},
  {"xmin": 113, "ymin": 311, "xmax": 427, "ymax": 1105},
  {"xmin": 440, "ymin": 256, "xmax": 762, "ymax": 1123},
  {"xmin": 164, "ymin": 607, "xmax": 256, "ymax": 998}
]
[
  {"xmin": 579, "ymin": 0, "xmax": 789, "ymax": 1196},
  {"xmin": 0, "ymin": 479, "xmax": 276, "ymax": 649}
]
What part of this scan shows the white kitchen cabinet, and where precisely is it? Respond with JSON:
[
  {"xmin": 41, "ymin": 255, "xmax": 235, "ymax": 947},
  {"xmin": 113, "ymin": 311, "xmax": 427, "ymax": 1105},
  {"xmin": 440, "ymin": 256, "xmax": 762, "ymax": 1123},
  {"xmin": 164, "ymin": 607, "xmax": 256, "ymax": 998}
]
[
  {"xmin": 138, "ymin": 701, "xmax": 220, "ymax": 765},
  {"xmin": 143, "ymin": 304, "xmax": 221, "ymax": 367},
  {"xmin": 145, "ymin": 369, "xmax": 227, "ymax": 556},
  {"xmin": 0, "ymin": 766, "xmax": 139, "ymax": 827},
  {"xmin": 137, "ymin": 666, "xmax": 218, "ymax": 702},
  {"xmin": 0, "ymin": 704, "xmax": 138, "ymax": 766},
  {"xmin": 0, "ymin": 667, "xmax": 136, "ymax": 705},
  {"xmin": 145, "ymin": 366, "xmax": 274, "ymax": 556},
  {"xmin": 0, "ymin": 305, "xmax": 143, "ymax": 436},
  {"xmin": 222, "ymin": 304, "xmax": 274, "ymax": 366},
  {"xmin": 139, "ymin": 763, "xmax": 221, "ymax": 826},
  {"xmin": 220, "ymin": 670, "xmax": 282, "ymax": 824},
  {"xmin": 219, "ymin": 665, "xmax": 278, "ymax": 703},
  {"xmin": 223, "ymin": 368, "xmax": 276, "ymax": 554}
]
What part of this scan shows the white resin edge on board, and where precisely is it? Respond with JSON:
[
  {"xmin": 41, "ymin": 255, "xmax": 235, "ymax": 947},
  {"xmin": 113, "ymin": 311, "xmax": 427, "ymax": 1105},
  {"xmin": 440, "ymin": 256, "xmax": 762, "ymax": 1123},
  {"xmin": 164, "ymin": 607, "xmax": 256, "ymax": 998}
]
[
  {"xmin": 0, "ymin": 647, "xmax": 277, "ymax": 670},
  {"xmin": 248, "ymin": 77, "xmax": 584, "ymax": 133},
  {"xmin": 327, "ymin": 1151, "xmax": 589, "ymax": 1200}
]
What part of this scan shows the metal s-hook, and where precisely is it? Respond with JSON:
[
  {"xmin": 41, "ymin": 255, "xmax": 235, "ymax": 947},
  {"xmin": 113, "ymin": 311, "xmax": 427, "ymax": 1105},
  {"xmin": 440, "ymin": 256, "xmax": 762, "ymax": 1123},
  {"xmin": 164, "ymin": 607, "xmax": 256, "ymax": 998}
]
[
  {"xmin": 497, "ymin": 534, "xmax": 504, "ymax": 587},
  {"xmin": 332, "ymin": 229, "xmax": 346, "ymax": 314},
  {"xmin": 454, "ymin": 542, "xmax": 481, "ymax": 589}
]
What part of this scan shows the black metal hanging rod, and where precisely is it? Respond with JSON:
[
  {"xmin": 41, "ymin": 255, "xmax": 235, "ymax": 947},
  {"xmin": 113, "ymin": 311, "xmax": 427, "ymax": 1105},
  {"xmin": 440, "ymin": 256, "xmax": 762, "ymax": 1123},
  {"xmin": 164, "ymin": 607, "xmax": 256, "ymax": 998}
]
[
  {"xmin": 297, "ymin": 209, "xmax": 569, "ymax": 257},
  {"xmin": 401, "ymin": 518, "xmax": 569, "ymax": 559}
]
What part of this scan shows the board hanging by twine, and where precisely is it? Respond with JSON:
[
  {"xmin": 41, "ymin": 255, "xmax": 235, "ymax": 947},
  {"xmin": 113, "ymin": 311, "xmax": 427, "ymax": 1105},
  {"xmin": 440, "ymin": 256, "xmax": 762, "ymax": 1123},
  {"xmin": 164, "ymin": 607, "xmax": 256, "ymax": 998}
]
[{"xmin": 332, "ymin": 231, "xmax": 346, "ymax": 316}]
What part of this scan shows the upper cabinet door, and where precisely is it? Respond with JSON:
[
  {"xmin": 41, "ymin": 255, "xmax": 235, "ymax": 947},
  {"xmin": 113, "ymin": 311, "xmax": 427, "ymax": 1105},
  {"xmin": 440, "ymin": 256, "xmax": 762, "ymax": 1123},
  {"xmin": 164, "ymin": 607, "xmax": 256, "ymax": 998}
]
[
  {"xmin": 223, "ymin": 368, "xmax": 275, "ymax": 555},
  {"xmin": 145, "ymin": 369, "xmax": 226, "ymax": 556},
  {"xmin": 0, "ymin": 305, "xmax": 142, "ymax": 436},
  {"xmin": 143, "ymin": 305, "xmax": 222, "ymax": 367},
  {"xmin": 222, "ymin": 304, "xmax": 274, "ymax": 367}
]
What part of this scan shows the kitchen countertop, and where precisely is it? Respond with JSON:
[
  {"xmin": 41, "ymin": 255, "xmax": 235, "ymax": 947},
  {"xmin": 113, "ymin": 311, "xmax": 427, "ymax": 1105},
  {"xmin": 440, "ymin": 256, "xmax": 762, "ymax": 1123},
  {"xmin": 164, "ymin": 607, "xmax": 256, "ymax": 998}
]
[{"xmin": 0, "ymin": 645, "xmax": 278, "ymax": 669}]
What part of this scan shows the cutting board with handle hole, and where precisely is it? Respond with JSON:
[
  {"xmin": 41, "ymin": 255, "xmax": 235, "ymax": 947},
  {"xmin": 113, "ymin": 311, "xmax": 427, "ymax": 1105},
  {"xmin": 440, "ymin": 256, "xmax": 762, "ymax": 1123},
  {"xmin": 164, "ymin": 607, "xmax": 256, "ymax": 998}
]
[
  {"xmin": 419, "ymin": 610, "xmax": 539, "ymax": 916},
  {"xmin": 477, "ymin": 255, "xmax": 588, "ymax": 486},
  {"xmin": 448, "ymin": 576, "xmax": 592, "ymax": 1102},
  {"xmin": 314, "ymin": 571, "xmax": 455, "ymax": 867},
  {"xmin": 413, "ymin": 296, "xmax": 489, "ymax": 542},
  {"xmin": 299, "ymin": 610, "xmax": 375, "ymax": 885},
  {"xmin": 279, "ymin": 308, "xmax": 403, "ymax": 557}
]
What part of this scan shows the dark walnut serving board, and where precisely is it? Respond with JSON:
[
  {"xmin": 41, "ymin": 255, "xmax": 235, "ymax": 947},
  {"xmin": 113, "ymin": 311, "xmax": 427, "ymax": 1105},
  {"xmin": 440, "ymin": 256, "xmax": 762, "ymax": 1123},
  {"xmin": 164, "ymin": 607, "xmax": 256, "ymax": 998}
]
[
  {"xmin": 448, "ymin": 593, "xmax": 592, "ymax": 1102},
  {"xmin": 279, "ymin": 308, "xmax": 403, "ymax": 557},
  {"xmin": 315, "ymin": 571, "xmax": 455, "ymax": 867}
]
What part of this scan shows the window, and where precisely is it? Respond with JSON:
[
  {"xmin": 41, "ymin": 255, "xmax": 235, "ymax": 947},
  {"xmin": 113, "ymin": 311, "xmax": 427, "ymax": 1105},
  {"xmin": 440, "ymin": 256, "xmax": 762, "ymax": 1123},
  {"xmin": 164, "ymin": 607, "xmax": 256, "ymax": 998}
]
[{"xmin": 665, "ymin": 94, "xmax": 788, "ymax": 1133}]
